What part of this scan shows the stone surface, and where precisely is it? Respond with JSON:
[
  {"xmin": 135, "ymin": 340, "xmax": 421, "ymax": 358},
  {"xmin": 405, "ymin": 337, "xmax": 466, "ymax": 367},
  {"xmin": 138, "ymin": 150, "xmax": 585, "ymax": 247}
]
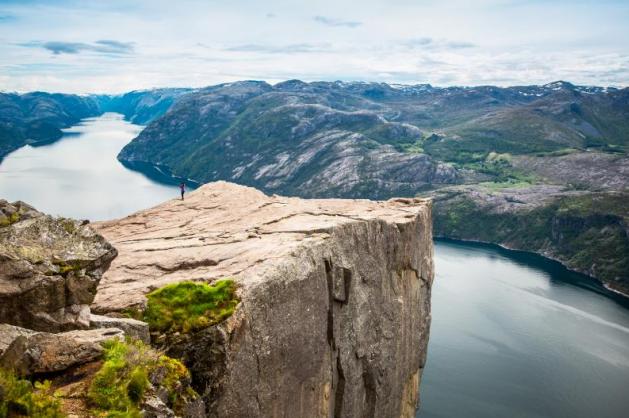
[
  {"xmin": 0, "ymin": 328, "xmax": 123, "ymax": 376},
  {"xmin": 0, "ymin": 200, "xmax": 117, "ymax": 332},
  {"xmin": 0, "ymin": 323, "xmax": 36, "ymax": 356},
  {"xmin": 90, "ymin": 313, "xmax": 150, "ymax": 343},
  {"xmin": 93, "ymin": 181, "xmax": 434, "ymax": 418}
]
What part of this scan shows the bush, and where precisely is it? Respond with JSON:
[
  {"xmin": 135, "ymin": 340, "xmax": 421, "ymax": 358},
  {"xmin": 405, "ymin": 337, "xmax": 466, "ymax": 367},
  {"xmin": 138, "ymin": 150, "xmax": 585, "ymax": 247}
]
[
  {"xmin": 88, "ymin": 339, "xmax": 195, "ymax": 417},
  {"xmin": 144, "ymin": 279, "xmax": 239, "ymax": 333},
  {"xmin": 0, "ymin": 368, "xmax": 64, "ymax": 418}
]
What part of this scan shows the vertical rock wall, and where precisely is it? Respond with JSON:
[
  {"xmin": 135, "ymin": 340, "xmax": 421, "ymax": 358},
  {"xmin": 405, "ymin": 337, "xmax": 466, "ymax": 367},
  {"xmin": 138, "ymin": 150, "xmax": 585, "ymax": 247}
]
[{"xmin": 93, "ymin": 182, "xmax": 434, "ymax": 418}]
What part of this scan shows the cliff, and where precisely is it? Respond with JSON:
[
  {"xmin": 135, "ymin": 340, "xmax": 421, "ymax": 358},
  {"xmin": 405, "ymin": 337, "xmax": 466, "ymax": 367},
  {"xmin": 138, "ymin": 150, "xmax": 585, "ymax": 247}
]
[{"xmin": 92, "ymin": 181, "xmax": 434, "ymax": 418}]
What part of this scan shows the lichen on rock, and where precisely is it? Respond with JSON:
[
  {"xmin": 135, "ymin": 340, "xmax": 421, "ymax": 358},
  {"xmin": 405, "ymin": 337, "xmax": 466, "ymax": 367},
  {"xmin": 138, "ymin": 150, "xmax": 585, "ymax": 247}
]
[{"xmin": 0, "ymin": 200, "xmax": 117, "ymax": 332}]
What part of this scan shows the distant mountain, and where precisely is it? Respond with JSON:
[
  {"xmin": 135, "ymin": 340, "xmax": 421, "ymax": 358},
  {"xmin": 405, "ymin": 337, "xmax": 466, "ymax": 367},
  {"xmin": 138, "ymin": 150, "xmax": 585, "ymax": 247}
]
[
  {"xmin": 0, "ymin": 92, "xmax": 100, "ymax": 160},
  {"xmin": 118, "ymin": 80, "xmax": 629, "ymax": 196},
  {"xmin": 0, "ymin": 88, "xmax": 195, "ymax": 160},
  {"xmin": 93, "ymin": 88, "xmax": 193, "ymax": 125}
]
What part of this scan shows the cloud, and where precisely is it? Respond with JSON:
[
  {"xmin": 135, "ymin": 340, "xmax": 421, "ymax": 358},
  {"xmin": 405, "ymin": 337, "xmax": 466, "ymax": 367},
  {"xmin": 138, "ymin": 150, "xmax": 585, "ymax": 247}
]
[
  {"xmin": 266, "ymin": 13, "xmax": 276, "ymax": 18},
  {"xmin": 225, "ymin": 43, "xmax": 330, "ymax": 54},
  {"xmin": 401, "ymin": 37, "xmax": 477, "ymax": 50},
  {"xmin": 313, "ymin": 15, "xmax": 362, "ymax": 28},
  {"xmin": 21, "ymin": 39, "xmax": 134, "ymax": 55}
]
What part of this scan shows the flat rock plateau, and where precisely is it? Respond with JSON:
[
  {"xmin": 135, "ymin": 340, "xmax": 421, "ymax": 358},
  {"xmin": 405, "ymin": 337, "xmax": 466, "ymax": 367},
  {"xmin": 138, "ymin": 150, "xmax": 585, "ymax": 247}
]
[{"xmin": 93, "ymin": 181, "xmax": 434, "ymax": 418}]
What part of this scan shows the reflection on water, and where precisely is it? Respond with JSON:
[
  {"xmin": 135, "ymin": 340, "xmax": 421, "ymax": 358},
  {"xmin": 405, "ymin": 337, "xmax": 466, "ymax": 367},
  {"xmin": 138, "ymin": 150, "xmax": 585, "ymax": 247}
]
[
  {"xmin": 0, "ymin": 113, "xmax": 183, "ymax": 220},
  {"xmin": 418, "ymin": 240, "xmax": 629, "ymax": 418}
]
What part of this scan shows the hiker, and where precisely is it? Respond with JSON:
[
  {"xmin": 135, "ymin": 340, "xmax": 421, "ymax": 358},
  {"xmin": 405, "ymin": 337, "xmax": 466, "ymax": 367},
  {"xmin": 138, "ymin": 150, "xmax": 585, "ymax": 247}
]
[{"xmin": 179, "ymin": 182, "xmax": 185, "ymax": 200}]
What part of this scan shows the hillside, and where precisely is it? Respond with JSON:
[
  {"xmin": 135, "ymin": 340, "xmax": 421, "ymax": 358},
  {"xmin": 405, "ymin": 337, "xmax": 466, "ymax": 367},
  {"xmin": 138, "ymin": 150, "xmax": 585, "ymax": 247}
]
[
  {"xmin": 0, "ymin": 92, "xmax": 100, "ymax": 160},
  {"xmin": 118, "ymin": 80, "xmax": 629, "ymax": 195},
  {"xmin": 117, "ymin": 79, "xmax": 629, "ymax": 294}
]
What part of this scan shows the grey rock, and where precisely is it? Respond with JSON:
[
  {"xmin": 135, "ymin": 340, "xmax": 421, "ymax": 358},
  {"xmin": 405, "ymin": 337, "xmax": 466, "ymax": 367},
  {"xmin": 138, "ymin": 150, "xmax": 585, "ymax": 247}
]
[
  {"xmin": 0, "ymin": 327, "xmax": 123, "ymax": 376},
  {"xmin": 0, "ymin": 323, "xmax": 36, "ymax": 356},
  {"xmin": 141, "ymin": 396, "xmax": 176, "ymax": 418},
  {"xmin": 0, "ymin": 201, "xmax": 117, "ymax": 332},
  {"xmin": 90, "ymin": 313, "xmax": 150, "ymax": 343}
]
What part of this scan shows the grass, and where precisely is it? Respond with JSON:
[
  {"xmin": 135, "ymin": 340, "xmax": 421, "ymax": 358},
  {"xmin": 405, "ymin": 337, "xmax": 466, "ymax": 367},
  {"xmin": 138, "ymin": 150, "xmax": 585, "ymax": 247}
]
[
  {"xmin": 0, "ymin": 368, "xmax": 64, "ymax": 418},
  {"xmin": 88, "ymin": 339, "xmax": 195, "ymax": 417},
  {"xmin": 144, "ymin": 279, "xmax": 239, "ymax": 334}
]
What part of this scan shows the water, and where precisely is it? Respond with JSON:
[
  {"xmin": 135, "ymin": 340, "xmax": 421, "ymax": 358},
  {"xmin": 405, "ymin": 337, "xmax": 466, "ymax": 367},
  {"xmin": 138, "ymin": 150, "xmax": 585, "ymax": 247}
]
[
  {"xmin": 418, "ymin": 240, "xmax": 629, "ymax": 418},
  {"xmin": 0, "ymin": 113, "xmax": 181, "ymax": 220},
  {"xmin": 1, "ymin": 114, "xmax": 628, "ymax": 417}
]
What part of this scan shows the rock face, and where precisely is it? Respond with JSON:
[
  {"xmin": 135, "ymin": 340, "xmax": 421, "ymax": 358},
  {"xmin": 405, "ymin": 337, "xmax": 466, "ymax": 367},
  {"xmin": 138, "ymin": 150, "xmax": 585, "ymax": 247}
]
[
  {"xmin": 93, "ymin": 181, "xmax": 434, "ymax": 418},
  {"xmin": 0, "ymin": 328, "xmax": 124, "ymax": 376},
  {"xmin": 0, "ymin": 200, "xmax": 117, "ymax": 332},
  {"xmin": 90, "ymin": 313, "xmax": 150, "ymax": 343}
]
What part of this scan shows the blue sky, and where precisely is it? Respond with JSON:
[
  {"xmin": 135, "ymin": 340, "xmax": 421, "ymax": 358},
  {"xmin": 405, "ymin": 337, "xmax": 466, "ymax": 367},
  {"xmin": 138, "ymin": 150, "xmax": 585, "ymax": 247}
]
[{"xmin": 0, "ymin": 0, "xmax": 628, "ymax": 93}]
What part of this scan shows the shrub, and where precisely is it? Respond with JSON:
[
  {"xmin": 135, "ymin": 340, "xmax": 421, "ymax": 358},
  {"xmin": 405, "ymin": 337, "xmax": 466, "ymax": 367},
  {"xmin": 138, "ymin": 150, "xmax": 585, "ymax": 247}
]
[
  {"xmin": 0, "ymin": 368, "xmax": 64, "ymax": 418},
  {"xmin": 144, "ymin": 279, "xmax": 239, "ymax": 333},
  {"xmin": 88, "ymin": 339, "xmax": 195, "ymax": 417}
]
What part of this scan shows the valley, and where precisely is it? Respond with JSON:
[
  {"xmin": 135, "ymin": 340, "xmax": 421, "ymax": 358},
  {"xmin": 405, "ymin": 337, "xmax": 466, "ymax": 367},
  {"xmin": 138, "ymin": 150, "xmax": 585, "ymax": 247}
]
[{"xmin": 1, "ymin": 80, "xmax": 628, "ymax": 294}]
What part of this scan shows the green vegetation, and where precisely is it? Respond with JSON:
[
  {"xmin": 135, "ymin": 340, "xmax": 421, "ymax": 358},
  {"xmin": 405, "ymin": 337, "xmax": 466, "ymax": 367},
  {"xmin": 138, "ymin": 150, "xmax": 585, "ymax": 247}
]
[
  {"xmin": 144, "ymin": 279, "xmax": 239, "ymax": 334},
  {"xmin": 0, "ymin": 212, "xmax": 21, "ymax": 227},
  {"xmin": 0, "ymin": 368, "xmax": 64, "ymax": 418},
  {"xmin": 433, "ymin": 191, "xmax": 629, "ymax": 291},
  {"xmin": 59, "ymin": 219, "xmax": 76, "ymax": 234},
  {"xmin": 88, "ymin": 339, "xmax": 195, "ymax": 417}
]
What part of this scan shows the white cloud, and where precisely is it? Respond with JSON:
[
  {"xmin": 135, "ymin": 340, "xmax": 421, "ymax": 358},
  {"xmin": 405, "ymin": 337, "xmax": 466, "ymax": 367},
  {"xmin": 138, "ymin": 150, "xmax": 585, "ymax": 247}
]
[{"xmin": 0, "ymin": 0, "xmax": 627, "ymax": 93}]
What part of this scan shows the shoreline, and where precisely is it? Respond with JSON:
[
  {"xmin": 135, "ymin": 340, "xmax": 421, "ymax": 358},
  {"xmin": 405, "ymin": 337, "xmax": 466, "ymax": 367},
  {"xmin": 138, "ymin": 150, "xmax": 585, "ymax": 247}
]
[{"xmin": 434, "ymin": 235, "xmax": 629, "ymax": 301}]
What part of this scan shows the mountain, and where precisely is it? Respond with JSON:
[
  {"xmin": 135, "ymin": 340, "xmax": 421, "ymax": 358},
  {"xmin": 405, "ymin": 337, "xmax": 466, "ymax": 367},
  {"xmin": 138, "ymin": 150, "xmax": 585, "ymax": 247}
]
[
  {"xmin": 117, "ymin": 79, "xmax": 629, "ymax": 294},
  {"xmin": 0, "ymin": 92, "xmax": 100, "ymax": 160},
  {"xmin": 0, "ymin": 88, "xmax": 195, "ymax": 161},
  {"xmin": 93, "ymin": 88, "xmax": 193, "ymax": 125},
  {"xmin": 119, "ymin": 80, "xmax": 629, "ymax": 193}
]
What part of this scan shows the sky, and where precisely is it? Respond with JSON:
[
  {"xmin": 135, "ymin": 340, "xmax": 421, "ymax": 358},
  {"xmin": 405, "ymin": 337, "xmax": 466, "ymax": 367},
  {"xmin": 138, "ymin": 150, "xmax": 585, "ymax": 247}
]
[{"xmin": 0, "ymin": 0, "xmax": 628, "ymax": 93}]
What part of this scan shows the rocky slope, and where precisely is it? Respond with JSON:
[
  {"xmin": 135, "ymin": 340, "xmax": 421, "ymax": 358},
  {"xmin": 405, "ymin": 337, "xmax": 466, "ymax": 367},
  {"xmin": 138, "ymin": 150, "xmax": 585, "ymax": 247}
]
[
  {"xmin": 0, "ymin": 200, "xmax": 117, "ymax": 331},
  {"xmin": 117, "ymin": 80, "xmax": 628, "ymax": 197},
  {"xmin": 429, "ymin": 185, "xmax": 629, "ymax": 295},
  {"xmin": 92, "ymin": 181, "xmax": 434, "ymax": 418},
  {"xmin": 0, "ymin": 200, "xmax": 208, "ymax": 417}
]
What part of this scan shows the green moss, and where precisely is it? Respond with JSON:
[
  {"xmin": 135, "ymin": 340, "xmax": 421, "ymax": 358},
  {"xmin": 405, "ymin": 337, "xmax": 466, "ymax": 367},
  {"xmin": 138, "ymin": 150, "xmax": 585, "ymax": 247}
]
[
  {"xmin": 88, "ymin": 339, "xmax": 196, "ymax": 417},
  {"xmin": 0, "ymin": 212, "xmax": 21, "ymax": 227},
  {"xmin": 144, "ymin": 279, "xmax": 239, "ymax": 334},
  {"xmin": 52, "ymin": 261, "xmax": 82, "ymax": 276},
  {"xmin": 0, "ymin": 368, "xmax": 65, "ymax": 418},
  {"xmin": 59, "ymin": 219, "xmax": 76, "ymax": 234}
]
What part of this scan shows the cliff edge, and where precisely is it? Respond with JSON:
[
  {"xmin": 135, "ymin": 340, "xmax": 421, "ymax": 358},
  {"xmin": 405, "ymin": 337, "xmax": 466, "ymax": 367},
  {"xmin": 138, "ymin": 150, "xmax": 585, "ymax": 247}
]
[{"xmin": 93, "ymin": 181, "xmax": 434, "ymax": 418}]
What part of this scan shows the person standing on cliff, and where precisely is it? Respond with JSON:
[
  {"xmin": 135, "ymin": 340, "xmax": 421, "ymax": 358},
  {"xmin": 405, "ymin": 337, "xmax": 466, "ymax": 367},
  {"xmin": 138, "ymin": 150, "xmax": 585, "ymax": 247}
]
[{"xmin": 179, "ymin": 182, "xmax": 185, "ymax": 200}]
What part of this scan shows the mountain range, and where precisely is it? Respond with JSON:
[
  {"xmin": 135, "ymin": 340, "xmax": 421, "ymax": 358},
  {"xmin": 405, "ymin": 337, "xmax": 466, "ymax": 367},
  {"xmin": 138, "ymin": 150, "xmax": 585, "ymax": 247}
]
[{"xmin": 1, "ymin": 80, "xmax": 627, "ymax": 294}]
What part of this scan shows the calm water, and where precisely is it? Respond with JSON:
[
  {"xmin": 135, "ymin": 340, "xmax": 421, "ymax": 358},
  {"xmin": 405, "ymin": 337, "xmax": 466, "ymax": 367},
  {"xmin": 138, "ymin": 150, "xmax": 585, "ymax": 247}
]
[
  {"xmin": 1, "ymin": 114, "xmax": 628, "ymax": 417},
  {"xmin": 0, "ymin": 113, "xmax": 180, "ymax": 220},
  {"xmin": 418, "ymin": 240, "xmax": 629, "ymax": 418}
]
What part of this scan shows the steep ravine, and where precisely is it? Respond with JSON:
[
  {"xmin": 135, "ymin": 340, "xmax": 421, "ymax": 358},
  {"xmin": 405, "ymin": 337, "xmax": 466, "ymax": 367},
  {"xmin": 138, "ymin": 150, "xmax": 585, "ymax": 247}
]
[{"xmin": 92, "ymin": 181, "xmax": 434, "ymax": 418}]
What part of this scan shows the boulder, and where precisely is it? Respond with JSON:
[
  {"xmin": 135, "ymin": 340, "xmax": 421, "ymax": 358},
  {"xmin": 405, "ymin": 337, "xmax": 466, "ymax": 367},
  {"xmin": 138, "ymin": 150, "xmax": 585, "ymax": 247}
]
[
  {"xmin": 90, "ymin": 313, "xmax": 150, "ymax": 343},
  {"xmin": 0, "ymin": 328, "xmax": 123, "ymax": 376},
  {"xmin": 0, "ymin": 323, "xmax": 36, "ymax": 356},
  {"xmin": 0, "ymin": 200, "xmax": 117, "ymax": 332}
]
